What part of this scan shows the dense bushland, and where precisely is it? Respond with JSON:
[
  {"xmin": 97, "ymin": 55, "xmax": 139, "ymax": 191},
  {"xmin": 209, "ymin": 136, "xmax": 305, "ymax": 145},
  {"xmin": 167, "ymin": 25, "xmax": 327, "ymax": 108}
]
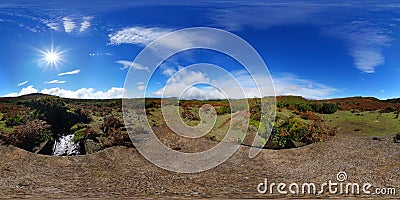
[
  {"xmin": 277, "ymin": 97, "xmax": 338, "ymax": 114},
  {"xmin": 271, "ymin": 115, "xmax": 337, "ymax": 148}
]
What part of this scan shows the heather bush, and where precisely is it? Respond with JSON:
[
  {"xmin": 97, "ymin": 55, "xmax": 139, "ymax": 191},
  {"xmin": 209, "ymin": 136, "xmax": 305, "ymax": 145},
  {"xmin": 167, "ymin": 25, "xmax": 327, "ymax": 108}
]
[
  {"xmin": 181, "ymin": 109, "xmax": 199, "ymax": 120},
  {"xmin": 74, "ymin": 107, "xmax": 93, "ymax": 124},
  {"xmin": 108, "ymin": 128, "xmax": 130, "ymax": 146},
  {"xmin": 303, "ymin": 120, "xmax": 337, "ymax": 143},
  {"xmin": 300, "ymin": 111, "xmax": 322, "ymax": 121},
  {"xmin": 103, "ymin": 116, "xmax": 124, "ymax": 131},
  {"xmin": 9, "ymin": 119, "xmax": 52, "ymax": 151}
]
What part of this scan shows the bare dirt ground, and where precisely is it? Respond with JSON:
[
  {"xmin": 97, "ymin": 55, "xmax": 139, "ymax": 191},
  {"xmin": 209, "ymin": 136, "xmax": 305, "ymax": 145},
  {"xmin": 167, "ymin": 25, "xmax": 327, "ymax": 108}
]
[{"xmin": 0, "ymin": 128, "xmax": 399, "ymax": 199}]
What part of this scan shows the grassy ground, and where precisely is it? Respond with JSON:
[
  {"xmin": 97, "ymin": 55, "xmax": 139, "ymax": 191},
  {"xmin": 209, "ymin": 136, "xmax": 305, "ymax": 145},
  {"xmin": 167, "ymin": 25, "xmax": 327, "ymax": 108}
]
[
  {"xmin": 0, "ymin": 112, "xmax": 13, "ymax": 134},
  {"xmin": 319, "ymin": 110, "xmax": 400, "ymax": 136},
  {"xmin": 148, "ymin": 106, "xmax": 244, "ymax": 142}
]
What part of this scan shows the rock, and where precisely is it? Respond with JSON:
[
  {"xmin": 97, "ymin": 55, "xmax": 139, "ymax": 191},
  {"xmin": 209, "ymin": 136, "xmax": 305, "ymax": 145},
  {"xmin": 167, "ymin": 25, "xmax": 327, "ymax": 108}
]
[
  {"xmin": 85, "ymin": 139, "xmax": 102, "ymax": 154},
  {"xmin": 292, "ymin": 140, "xmax": 307, "ymax": 148},
  {"xmin": 372, "ymin": 137, "xmax": 381, "ymax": 141},
  {"xmin": 33, "ymin": 140, "xmax": 49, "ymax": 154}
]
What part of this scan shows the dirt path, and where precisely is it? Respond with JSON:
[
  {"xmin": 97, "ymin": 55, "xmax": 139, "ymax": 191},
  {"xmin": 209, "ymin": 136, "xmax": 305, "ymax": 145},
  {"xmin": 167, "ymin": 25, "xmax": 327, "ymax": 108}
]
[{"xmin": 0, "ymin": 130, "xmax": 399, "ymax": 199}]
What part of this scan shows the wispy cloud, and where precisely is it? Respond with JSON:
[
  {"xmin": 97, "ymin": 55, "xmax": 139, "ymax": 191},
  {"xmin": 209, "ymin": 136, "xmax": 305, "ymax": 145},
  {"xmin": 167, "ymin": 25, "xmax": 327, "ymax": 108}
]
[
  {"xmin": 211, "ymin": 4, "xmax": 320, "ymax": 31},
  {"xmin": 349, "ymin": 49, "xmax": 384, "ymax": 73},
  {"xmin": 45, "ymin": 80, "xmax": 66, "ymax": 84},
  {"xmin": 109, "ymin": 26, "xmax": 172, "ymax": 46},
  {"xmin": 324, "ymin": 21, "xmax": 391, "ymax": 73},
  {"xmin": 17, "ymin": 80, "xmax": 28, "ymax": 86},
  {"xmin": 62, "ymin": 17, "xmax": 76, "ymax": 33},
  {"xmin": 209, "ymin": 3, "xmax": 394, "ymax": 73},
  {"xmin": 58, "ymin": 69, "xmax": 80, "ymax": 76},
  {"xmin": 116, "ymin": 60, "xmax": 149, "ymax": 71},
  {"xmin": 79, "ymin": 16, "xmax": 92, "ymax": 32},
  {"xmin": 45, "ymin": 22, "xmax": 59, "ymax": 31},
  {"xmin": 4, "ymin": 86, "xmax": 125, "ymax": 99}
]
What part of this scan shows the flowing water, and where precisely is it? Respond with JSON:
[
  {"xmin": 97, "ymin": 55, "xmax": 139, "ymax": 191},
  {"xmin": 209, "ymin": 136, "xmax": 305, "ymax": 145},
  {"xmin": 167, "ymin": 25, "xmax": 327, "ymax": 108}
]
[{"xmin": 52, "ymin": 134, "xmax": 80, "ymax": 156}]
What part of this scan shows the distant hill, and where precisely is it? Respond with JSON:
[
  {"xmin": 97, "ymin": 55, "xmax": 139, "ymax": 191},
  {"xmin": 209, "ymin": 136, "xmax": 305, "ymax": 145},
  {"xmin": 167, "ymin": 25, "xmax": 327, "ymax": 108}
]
[
  {"xmin": 275, "ymin": 95, "xmax": 399, "ymax": 112},
  {"xmin": 0, "ymin": 93, "xmax": 54, "ymax": 102},
  {"xmin": 317, "ymin": 96, "xmax": 399, "ymax": 111},
  {"xmin": 1, "ymin": 93, "xmax": 399, "ymax": 112}
]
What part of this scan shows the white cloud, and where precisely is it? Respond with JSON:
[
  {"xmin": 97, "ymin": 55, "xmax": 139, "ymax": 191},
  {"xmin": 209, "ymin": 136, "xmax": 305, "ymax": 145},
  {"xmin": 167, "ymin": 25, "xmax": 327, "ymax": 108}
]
[
  {"xmin": 137, "ymin": 82, "xmax": 145, "ymax": 85},
  {"xmin": 272, "ymin": 74, "xmax": 337, "ymax": 99},
  {"xmin": 152, "ymin": 68, "xmax": 336, "ymax": 100},
  {"xmin": 4, "ymin": 85, "xmax": 38, "ymax": 97},
  {"xmin": 116, "ymin": 60, "xmax": 149, "ymax": 71},
  {"xmin": 350, "ymin": 49, "xmax": 384, "ymax": 73},
  {"xmin": 162, "ymin": 68, "xmax": 176, "ymax": 77},
  {"xmin": 58, "ymin": 69, "xmax": 81, "ymax": 76},
  {"xmin": 79, "ymin": 16, "xmax": 92, "ymax": 32},
  {"xmin": 109, "ymin": 26, "xmax": 172, "ymax": 46},
  {"xmin": 63, "ymin": 17, "xmax": 76, "ymax": 33},
  {"xmin": 17, "ymin": 80, "xmax": 28, "ymax": 86},
  {"xmin": 108, "ymin": 26, "xmax": 218, "ymax": 54},
  {"xmin": 137, "ymin": 85, "xmax": 146, "ymax": 91},
  {"xmin": 45, "ymin": 80, "xmax": 66, "ymax": 84},
  {"xmin": 40, "ymin": 87, "xmax": 125, "ymax": 99},
  {"xmin": 3, "ymin": 86, "xmax": 125, "ymax": 99},
  {"xmin": 152, "ymin": 68, "xmax": 211, "ymax": 98}
]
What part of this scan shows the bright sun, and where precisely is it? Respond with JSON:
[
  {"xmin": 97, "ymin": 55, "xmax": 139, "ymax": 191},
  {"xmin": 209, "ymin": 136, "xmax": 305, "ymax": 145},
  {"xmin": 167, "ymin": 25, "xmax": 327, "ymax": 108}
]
[
  {"xmin": 44, "ymin": 51, "xmax": 60, "ymax": 64},
  {"xmin": 38, "ymin": 44, "xmax": 65, "ymax": 68}
]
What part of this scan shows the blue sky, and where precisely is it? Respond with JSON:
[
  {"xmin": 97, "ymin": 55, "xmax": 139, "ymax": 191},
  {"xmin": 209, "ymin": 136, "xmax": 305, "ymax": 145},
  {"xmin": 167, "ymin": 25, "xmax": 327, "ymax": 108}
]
[{"xmin": 1, "ymin": 1, "xmax": 400, "ymax": 99}]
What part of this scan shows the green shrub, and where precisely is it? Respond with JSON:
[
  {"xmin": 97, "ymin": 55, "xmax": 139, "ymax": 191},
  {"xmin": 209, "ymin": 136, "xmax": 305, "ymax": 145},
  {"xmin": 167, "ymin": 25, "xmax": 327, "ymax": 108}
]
[
  {"xmin": 272, "ymin": 116, "xmax": 307, "ymax": 147},
  {"xmin": 320, "ymin": 103, "xmax": 338, "ymax": 114},
  {"xmin": 72, "ymin": 127, "xmax": 87, "ymax": 143},
  {"xmin": 271, "ymin": 114, "xmax": 336, "ymax": 148},
  {"xmin": 216, "ymin": 106, "xmax": 231, "ymax": 115},
  {"xmin": 295, "ymin": 103, "xmax": 312, "ymax": 112},
  {"xmin": 380, "ymin": 106, "xmax": 396, "ymax": 113},
  {"xmin": 24, "ymin": 97, "xmax": 77, "ymax": 134},
  {"xmin": 5, "ymin": 114, "xmax": 27, "ymax": 127},
  {"xmin": 70, "ymin": 123, "xmax": 87, "ymax": 133}
]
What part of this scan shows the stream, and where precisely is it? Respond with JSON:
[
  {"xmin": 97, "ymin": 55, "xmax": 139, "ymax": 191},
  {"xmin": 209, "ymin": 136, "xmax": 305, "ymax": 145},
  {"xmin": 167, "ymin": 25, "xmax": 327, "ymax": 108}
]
[{"xmin": 52, "ymin": 134, "xmax": 81, "ymax": 156}]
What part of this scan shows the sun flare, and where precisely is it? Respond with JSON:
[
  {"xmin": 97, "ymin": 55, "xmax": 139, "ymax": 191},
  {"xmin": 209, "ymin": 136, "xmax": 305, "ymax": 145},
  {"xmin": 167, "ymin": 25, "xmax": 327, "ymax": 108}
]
[
  {"xmin": 44, "ymin": 51, "xmax": 60, "ymax": 64},
  {"xmin": 38, "ymin": 45, "xmax": 65, "ymax": 68}
]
